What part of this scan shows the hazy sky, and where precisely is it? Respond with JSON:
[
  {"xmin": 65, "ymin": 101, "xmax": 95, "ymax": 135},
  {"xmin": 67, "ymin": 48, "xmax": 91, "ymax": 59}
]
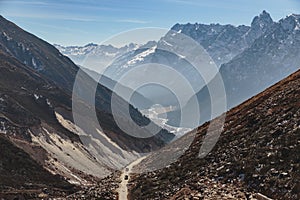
[{"xmin": 0, "ymin": 0, "xmax": 299, "ymax": 46}]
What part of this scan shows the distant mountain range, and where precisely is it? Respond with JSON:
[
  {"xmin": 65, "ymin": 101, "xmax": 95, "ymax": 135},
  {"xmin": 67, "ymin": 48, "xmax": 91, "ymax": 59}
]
[
  {"xmin": 178, "ymin": 12, "xmax": 300, "ymax": 127},
  {"xmin": 56, "ymin": 11, "xmax": 300, "ymax": 129},
  {"xmin": 57, "ymin": 11, "xmax": 274, "ymax": 75},
  {"xmin": 54, "ymin": 43, "xmax": 139, "ymax": 73},
  {"xmin": 170, "ymin": 10, "xmax": 275, "ymax": 67}
]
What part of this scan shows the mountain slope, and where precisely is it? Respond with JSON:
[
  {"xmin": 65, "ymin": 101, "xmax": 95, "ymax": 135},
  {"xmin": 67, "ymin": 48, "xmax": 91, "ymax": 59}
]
[
  {"xmin": 0, "ymin": 48, "xmax": 113, "ymax": 181},
  {"xmin": 80, "ymin": 66, "xmax": 154, "ymax": 109},
  {"xmin": 0, "ymin": 15, "xmax": 77, "ymax": 92},
  {"xmin": 0, "ymin": 15, "xmax": 174, "ymax": 196},
  {"xmin": 129, "ymin": 69, "xmax": 300, "ymax": 199},
  {"xmin": 0, "ymin": 134, "xmax": 75, "ymax": 199},
  {"xmin": 0, "ymin": 15, "xmax": 174, "ymax": 150}
]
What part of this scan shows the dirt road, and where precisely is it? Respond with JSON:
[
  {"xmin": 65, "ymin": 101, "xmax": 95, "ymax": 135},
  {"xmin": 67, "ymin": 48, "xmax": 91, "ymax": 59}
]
[{"xmin": 117, "ymin": 156, "xmax": 146, "ymax": 200}]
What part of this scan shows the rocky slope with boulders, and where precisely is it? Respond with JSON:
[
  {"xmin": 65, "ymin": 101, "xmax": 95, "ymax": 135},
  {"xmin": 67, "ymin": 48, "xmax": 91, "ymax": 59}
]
[{"xmin": 129, "ymin": 69, "xmax": 300, "ymax": 199}]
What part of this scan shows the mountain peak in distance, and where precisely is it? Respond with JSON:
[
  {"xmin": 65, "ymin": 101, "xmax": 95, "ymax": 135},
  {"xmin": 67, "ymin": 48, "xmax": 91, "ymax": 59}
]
[
  {"xmin": 280, "ymin": 13, "xmax": 300, "ymax": 32},
  {"xmin": 251, "ymin": 10, "xmax": 274, "ymax": 28}
]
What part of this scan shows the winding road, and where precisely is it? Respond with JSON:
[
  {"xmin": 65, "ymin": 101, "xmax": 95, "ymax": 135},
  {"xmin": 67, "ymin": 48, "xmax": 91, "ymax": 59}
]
[{"xmin": 117, "ymin": 156, "xmax": 146, "ymax": 200}]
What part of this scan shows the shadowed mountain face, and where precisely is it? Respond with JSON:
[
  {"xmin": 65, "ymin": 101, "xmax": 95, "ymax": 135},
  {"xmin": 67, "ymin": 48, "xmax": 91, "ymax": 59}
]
[
  {"xmin": 0, "ymin": 16, "xmax": 77, "ymax": 92},
  {"xmin": 0, "ymin": 48, "xmax": 109, "ymax": 186},
  {"xmin": 0, "ymin": 15, "xmax": 145, "ymax": 114},
  {"xmin": 0, "ymin": 52, "xmax": 78, "ymax": 195},
  {"xmin": 0, "ymin": 15, "xmax": 174, "ymax": 149},
  {"xmin": 0, "ymin": 134, "xmax": 75, "ymax": 198},
  {"xmin": 129, "ymin": 69, "xmax": 300, "ymax": 199},
  {"xmin": 0, "ymin": 49, "xmax": 75, "ymax": 140}
]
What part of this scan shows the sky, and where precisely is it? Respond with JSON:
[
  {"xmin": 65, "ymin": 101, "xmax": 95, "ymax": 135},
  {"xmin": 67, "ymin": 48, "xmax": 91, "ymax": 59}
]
[{"xmin": 0, "ymin": 0, "xmax": 299, "ymax": 46}]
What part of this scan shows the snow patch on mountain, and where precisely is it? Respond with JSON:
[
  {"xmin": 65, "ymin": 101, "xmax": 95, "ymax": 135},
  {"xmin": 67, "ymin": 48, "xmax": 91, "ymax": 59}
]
[
  {"xmin": 126, "ymin": 45, "xmax": 157, "ymax": 67},
  {"xmin": 0, "ymin": 121, "xmax": 6, "ymax": 134},
  {"xmin": 34, "ymin": 93, "xmax": 40, "ymax": 100},
  {"xmin": 31, "ymin": 57, "xmax": 37, "ymax": 68},
  {"xmin": 2, "ymin": 31, "xmax": 12, "ymax": 41}
]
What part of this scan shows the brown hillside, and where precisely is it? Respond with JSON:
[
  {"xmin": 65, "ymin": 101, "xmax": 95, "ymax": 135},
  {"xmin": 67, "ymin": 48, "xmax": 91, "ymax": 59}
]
[{"xmin": 129, "ymin": 69, "xmax": 300, "ymax": 199}]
